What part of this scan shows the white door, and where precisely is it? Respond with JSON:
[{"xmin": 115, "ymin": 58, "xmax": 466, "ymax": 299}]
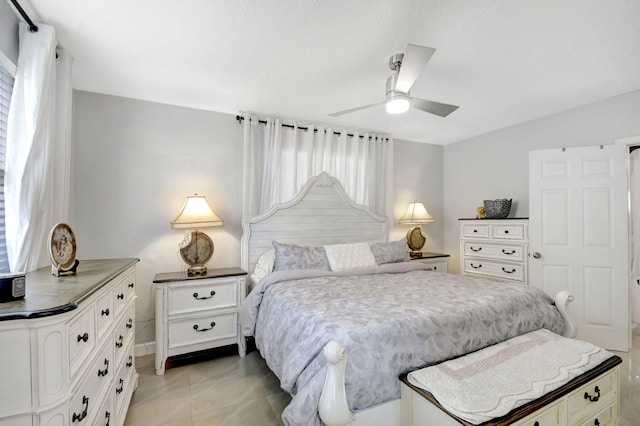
[{"xmin": 529, "ymin": 145, "xmax": 629, "ymax": 351}]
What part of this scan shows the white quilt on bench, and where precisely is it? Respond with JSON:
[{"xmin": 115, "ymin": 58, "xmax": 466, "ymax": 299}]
[{"xmin": 407, "ymin": 328, "xmax": 613, "ymax": 424}]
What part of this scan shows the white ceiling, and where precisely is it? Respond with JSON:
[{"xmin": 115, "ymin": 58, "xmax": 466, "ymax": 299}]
[{"xmin": 19, "ymin": 0, "xmax": 640, "ymax": 145}]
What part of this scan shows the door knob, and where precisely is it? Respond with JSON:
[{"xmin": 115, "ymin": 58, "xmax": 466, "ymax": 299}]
[{"xmin": 532, "ymin": 252, "xmax": 542, "ymax": 259}]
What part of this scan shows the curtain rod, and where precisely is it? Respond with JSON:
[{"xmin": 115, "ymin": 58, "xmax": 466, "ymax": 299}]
[
  {"xmin": 235, "ymin": 115, "xmax": 389, "ymax": 141},
  {"xmin": 11, "ymin": 0, "xmax": 38, "ymax": 32}
]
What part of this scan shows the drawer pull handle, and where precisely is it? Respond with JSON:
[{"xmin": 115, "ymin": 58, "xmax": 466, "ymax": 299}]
[
  {"xmin": 117, "ymin": 293, "xmax": 124, "ymax": 300},
  {"xmin": 594, "ymin": 419, "xmax": 600, "ymax": 426},
  {"xmin": 126, "ymin": 355, "xmax": 133, "ymax": 368},
  {"xmin": 473, "ymin": 229, "xmax": 478, "ymax": 233},
  {"xmin": 126, "ymin": 318, "xmax": 133, "ymax": 329},
  {"xmin": 470, "ymin": 247, "xmax": 482, "ymax": 252},
  {"xmin": 97, "ymin": 358, "xmax": 109, "ymax": 377},
  {"xmin": 534, "ymin": 422, "xmax": 539, "ymax": 426},
  {"xmin": 504, "ymin": 230, "xmax": 509, "ymax": 234},
  {"xmin": 193, "ymin": 321, "xmax": 216, "ymax": 332},
  {"xmin": 584, "ymin": 385, "xmax": 600, "ymax": 402},
  {"xmin": 116, "ymin": 378, "xmax": 124, "ymax": 394},
  {"xmin": 501, "ymin": 267, "xmax": 516, "ymax": 274},
  {"xmin": 128, "ymin": 282, "xmax": 134, "ymax": 288},
  {"xmin": 116, "ymin": 335, "xmax": 124, "ymax": 348},
  {"xmin": 72, "ymin": 395, "xmax": 89, "ymax": 423},
  {"xmin": 101, "ymin": 308, "xmax": 110, "ymax": 316},
  {"xmin": 105, "ymin": 411, "xmax": 111, "ymax": 426},
  {"xmin": 470, "ymin": 263, "xmax": 482, "ymax": 269},
  {"xmin": 193, "ymin": 290, "xmax": 216, "ymax": 300},
  {"xmin": 77, "ymin": 332, "xmax": 89, "ymax": 343},
  {"xmin": 501, "ymin": 249, "xmax": 516, "ymax": 255}
]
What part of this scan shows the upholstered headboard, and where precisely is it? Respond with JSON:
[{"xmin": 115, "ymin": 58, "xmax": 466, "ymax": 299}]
[{"xmin": 240, "ymin": 172, "xmax": 388, "ymax": 276}]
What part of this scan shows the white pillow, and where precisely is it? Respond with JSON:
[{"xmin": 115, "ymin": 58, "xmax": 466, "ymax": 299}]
[
  {"xmin": 250, "ymin": 249, "xmax": 275, "ymax": 284},
  {"xmin": 323, "ymin": 242, "xmax": 377, "ymax": 272}
]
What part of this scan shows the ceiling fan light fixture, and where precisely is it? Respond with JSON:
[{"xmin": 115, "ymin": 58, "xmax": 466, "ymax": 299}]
[{"xmin": 386, "ymin": 95, "xmax": 410, "ymax": 114}]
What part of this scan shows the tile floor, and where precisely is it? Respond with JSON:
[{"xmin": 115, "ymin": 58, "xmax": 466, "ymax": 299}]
[{"xmin": 125, "ymin": 333, "xmax": 640, "ymax": 425}]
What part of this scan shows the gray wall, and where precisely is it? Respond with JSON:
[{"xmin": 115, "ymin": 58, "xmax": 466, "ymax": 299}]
[
  {"xmin": 443, "ymin": 89, "xmax": 640, "ymax": 274},
  {"xmin": 0, "ymin": 1, "xmax": 19, "ymax": 67},
  {"xmin": 72, "ymin": 91, "xmax": 444, "ymax": 347}
]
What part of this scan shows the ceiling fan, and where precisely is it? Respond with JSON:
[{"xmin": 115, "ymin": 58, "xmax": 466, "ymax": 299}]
[{"xmin": 329, "ymin": 44, "xmax": 459, "ymax": 118}]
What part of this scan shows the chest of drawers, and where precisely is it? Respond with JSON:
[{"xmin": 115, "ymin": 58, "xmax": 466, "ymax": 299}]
[
  {"xmin": 0, "ymin": 258, "xmax": 138, "ymax": 426},
  {"xmin": 459, "ymin": 218, "xmax": 529, "ymax": 284},
  {"xmin": 153, "ymin": 267, "xmax": 247, "ymax": 375}
]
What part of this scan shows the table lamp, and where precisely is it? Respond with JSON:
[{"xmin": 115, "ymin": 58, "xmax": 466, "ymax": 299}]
[
  {"xmin": 171, "ymin": 194, "xmax": 223, "ymax": 276},
  {"xmin": 398, "ymin": 202, "xmax": 435, "ymax": 258}
]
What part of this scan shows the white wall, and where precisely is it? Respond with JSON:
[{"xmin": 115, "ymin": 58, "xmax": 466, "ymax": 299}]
[
  {"xmin": 72, "ymin": 91, "xmax": 444, "ymax": 347},
  {"xmin": 443, "ymin": 89, "xmax": 640, "ymax": 278}
]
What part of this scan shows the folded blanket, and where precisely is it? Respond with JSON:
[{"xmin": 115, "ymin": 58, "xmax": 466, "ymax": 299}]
[{"xmin": 407, "ymin": 329, "xmax": 613, "ymax": 424}]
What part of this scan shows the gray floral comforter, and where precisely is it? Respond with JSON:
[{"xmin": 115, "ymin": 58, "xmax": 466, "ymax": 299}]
[{"xmin": 240, "ymin": 263, "xmax": 565, "ymax": 426}]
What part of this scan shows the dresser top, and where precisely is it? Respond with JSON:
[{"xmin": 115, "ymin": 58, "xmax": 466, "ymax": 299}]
[
  {"xmin": 458, "ymin": 217, "xmax": 529, "ymax": 220},
  {"xmin": 0, "ymin": 258, "xmax": 139, "ymax": 321}
]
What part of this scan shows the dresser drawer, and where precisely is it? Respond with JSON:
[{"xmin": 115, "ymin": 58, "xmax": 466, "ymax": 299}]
[
  {"xmin": 92, "ymin": 389, "xmax": 113, "ymax": 426},
  {"xmin": 114, "ymin": 340, "xmax": 135, "ymax": 416},
  {"xmin": 571, "ymin": 400, "xmax": 617, "ymax": 426},
  {"xmin": 69, "ymin": 340, "xmax": 112, "ymax": 425},
  {"xmin": 69, "ymin": 305, "xmax": 96, "ymax": 379},
  {"xmin": 461, "ymin": 224, "xmax": 490, "ymax": 238},
  {"xmin": 114, "ymin": 304, "xmax": 135, "ymax": 367},
  {"xmin": 491, "ymin": 223, "xmax": 526, "ymax": 240},
  {"xmin": 463, "ymin": 259, "xmax": 525, "ymax": 282},
  {"xmin": 567, "ymin": 368, "xmax": 618, "ymax": 421},
  {"xmin": 512, "ymin": 398, "xmax": 563, "ymax": 426},
  {"xmin": 169, "ymin": 279, "xmax": 237, "ymax": 315},
  {"xmin": 168, "ymin": 312, "xmax": 237, "ymax": 349},
  {"xmin": 463, "ymin": 242, "xmax": 526, "ymax": 262},
  {"xmin": 96, "ymin": 288, "xmax": 114, "ymax": 341}
]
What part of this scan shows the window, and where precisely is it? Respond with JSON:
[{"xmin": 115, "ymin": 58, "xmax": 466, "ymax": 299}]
[{"xmin": 0, "ymin": 66, "xmax": 14, "ymax": 272}]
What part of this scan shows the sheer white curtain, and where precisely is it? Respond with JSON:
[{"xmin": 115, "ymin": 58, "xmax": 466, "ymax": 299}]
[
  {"xmin": 242, "ymin": 114, "xmax": 393, "ymax": 219},
  {"xmin": 5, "ymin": 23, "xmax": 72, "ymax": 272}
]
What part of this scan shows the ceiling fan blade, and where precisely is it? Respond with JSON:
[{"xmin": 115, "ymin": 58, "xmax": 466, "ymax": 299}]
[
  {"xmin": 395, "ymin": 44, "xmax": 436, "ymax": 93},
  {"xmin": 328, "ymin": 101, "xmax": 383, "ymax": 117},
  {"xmin": 410, "ymin": 97, "xmax": 459, "ymax": 117}
]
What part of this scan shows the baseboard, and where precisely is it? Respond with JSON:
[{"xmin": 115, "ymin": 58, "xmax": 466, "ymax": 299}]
[{"xmin": 135, "ymin": 341, "xmax": 155, "ymax": 357}]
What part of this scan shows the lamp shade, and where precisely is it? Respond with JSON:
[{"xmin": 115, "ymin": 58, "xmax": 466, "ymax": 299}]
[
  {"xmin": 171, "ymin": 194, "xmax": 223, "ymax": 229},
  {"xmin": 398, "ymin": 202, "xmax": 435, "ymax": 224}
]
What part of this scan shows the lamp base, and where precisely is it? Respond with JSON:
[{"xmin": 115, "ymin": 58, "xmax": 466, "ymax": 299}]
[
  {"xmin": 406, "ymin": 225, "xmax": 427, "ymax": 253},
  {"xmin": 187, "ymin": 264, "xmax": 207, "ymax": 276},
  {"xmin": 409, "ymin": 251, "xmax": 424, "ymax": 259}
]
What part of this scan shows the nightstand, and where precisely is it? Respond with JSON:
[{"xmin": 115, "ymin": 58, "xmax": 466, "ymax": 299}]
[
  {"xmin": 153, "ymin": 267, "xmax": 247, "ymax": 375},
  {"xmin": 409, "ymin": 252, "xmax": 450, "ymax": 272}
]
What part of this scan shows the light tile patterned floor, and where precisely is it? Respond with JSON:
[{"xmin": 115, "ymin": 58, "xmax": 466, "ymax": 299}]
[{"xmin": 125, "ymin": 333, "xmax": 640, "ymax": 425}]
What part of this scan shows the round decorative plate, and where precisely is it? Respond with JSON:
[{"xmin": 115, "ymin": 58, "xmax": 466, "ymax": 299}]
[
  {"xmin": 179, "ymin": 231, "xmax": 214, "ymax": 266},
  {"xmin": 48, "ymin": 223, "xmax": 77, "ymax": 269}
]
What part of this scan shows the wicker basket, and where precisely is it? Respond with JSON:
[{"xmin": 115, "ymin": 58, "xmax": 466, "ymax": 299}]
[{"xmin": 483, "ymin": 199, "xmax": 512, "ymax": 218}]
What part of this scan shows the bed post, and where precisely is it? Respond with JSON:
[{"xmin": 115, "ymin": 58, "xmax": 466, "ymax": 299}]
[
  {"xmin": 555, "ymin": 291, "xmax": 576, "ymax": 338},
  {"xmin": 319, "ymin": 340, "xmax": 355, "ymax": 426}
]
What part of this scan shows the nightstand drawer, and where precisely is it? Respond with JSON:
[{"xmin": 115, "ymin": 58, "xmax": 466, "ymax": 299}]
[
  {"xmin": 169, "ymin": 279, "xmax": 237, "ymax": 314},
  {"xmin": 168, "ymin": 312, "xmax": 237, "ymax": 349}
]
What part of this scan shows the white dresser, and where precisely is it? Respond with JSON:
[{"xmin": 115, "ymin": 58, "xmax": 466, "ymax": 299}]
[
  {"xmin": 0, "ymin": 258, "xmax": 138, "ymax": 426},
  {"xmin": 153, "ymin": 267, "xmax": 247, "ymax": 375},
  {"xmin": 459, "ymin": 218, "xmax": 529, "ymax": 284}
]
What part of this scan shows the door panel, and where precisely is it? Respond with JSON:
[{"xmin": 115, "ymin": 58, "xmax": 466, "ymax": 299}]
[{"xmin": 529, "ymin": 145, "xmax": 629, "ymax": 351}]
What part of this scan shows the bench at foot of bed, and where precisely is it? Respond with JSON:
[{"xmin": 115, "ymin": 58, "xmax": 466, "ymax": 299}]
[{"xmin": 400, "ymin": 331, "xmax": 622, "ymax": 426}]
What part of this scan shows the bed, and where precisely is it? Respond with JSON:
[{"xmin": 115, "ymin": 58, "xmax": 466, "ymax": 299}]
[{"xmin": 239, "ymin": 172, "xmax": 575, "ymax": 426}]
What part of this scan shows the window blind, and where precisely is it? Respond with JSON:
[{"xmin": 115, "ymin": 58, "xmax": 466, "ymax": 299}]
[{"xmin": 0, "ymin": 66, "xmax": 14, "ymax": 272}]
